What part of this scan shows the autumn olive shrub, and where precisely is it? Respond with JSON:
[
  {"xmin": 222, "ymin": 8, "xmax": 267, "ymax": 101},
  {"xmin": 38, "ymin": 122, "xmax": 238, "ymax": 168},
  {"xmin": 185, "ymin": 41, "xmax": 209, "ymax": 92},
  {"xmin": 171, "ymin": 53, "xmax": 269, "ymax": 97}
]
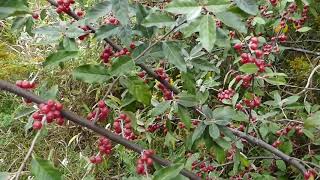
[{"xmin": 1, "ymin": 0, "xmax": 320, "ymax": 179}]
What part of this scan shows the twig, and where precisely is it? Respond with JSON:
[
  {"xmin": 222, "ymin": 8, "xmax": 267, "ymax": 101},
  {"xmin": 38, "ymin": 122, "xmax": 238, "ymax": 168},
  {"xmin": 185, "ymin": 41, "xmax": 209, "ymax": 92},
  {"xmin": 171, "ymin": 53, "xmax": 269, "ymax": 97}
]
[
  {"xmin": 296, "ymin": 60, "xmax": 320, "ymax": 95},
  {"xmin": 283, "ymin": 47, "xmax": 320, "ymax": 56},
  {"xmin": 229, "ymin": 128, "xmax": 306, "ymax": 174},
  {"xmin": 0, "ymin": 80, "xmax": 200, "ymax": 180},
  {"xmin": 14, "ymin": 129, "xmax": 42, "ymax": 180}
]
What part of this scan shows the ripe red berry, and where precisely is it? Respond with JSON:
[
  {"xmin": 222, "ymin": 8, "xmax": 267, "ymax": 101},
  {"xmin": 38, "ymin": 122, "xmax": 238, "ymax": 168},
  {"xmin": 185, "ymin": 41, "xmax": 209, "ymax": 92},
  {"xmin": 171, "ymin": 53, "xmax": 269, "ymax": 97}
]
[
  {"xmin": 250, "ymin": 43, "xmax": 258, "ymax": 50},
  {"xmin": 33, "ymin": 121, "xmax": 42, "ymax": 130},
  {"xmin": 32, "ymin": 12, "xmax": 39, "ymax": 20},
  {"xmin": 130, "ymin": 42, "xmax": 136, "ymax": 49},
  {"xmin": 233, "ymin": 43, "xmax": 243, "ymax": 51},
  {"xmin": 76, "ymin": 10, "xmax": 84, "ymax": 17},
  {"xmin": 98, "ymin": 100, "xmax": 105, "ymax": 108},
  {"xmin": 250, "ymin": 37, "xmax": 259, "ymax": 44}
]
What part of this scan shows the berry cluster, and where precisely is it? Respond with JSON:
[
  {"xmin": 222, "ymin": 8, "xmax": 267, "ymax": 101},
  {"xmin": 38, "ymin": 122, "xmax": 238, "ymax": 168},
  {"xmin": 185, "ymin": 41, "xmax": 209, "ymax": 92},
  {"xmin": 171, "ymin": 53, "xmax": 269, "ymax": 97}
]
[
  {"xmin": 87, "ymin": 100, "xmax": 110, "ymax": 122},
  {"xmin": 155, "ymin": 68, "xmax": 173, "ymax": 100},
  {"xmin": 113, "ymin": 113, "xmax": 136, "ymax": 140},
  {"xmin": 235, "ymin": 74, "xmax": 252, "ymax": 88},
  {"xmin": 104, "ymin": 17, "xmax": 120, "ymax": 25},
  {"xmin": 192, "ymin": 161, "xmax": 215, "ymax": 175},
  {"xmin": 136, "ymin": 150, "xmax": 155, "ymax": 175},
  {"xmin": 100, "ymin": 46, "xmax": 133, "ymax": 64},
  {"xmin": 90, "ymin": 136, "xmax": 112, "ymax": 164},
  {"xmin": 217, "ymin": 88, "xmax": 235, "ymax": 102},
  {"xmin": 16, "ymin": 80, "xmax": 36, "ymax": 89},
  {"xmin": 276, "ymin": 122, "xmax": 304, "ymax": 137},
  {"xmin": 284, "ymin": 3, "xmax": 309, "ymax": 30},
  {"xmin": 32, "ymin": 100, "xmax": 64, "ymax": 130},
  {"xmin": 235, "ymin": 96, "xmax": 261, "ymax": 111},
  {"xmin": 55, "ymin": 0, "xmax": 75, "ymax": 14},
  {"xmin": 100, "ymin": 46, "xmax": 114, "ymax": 63}
]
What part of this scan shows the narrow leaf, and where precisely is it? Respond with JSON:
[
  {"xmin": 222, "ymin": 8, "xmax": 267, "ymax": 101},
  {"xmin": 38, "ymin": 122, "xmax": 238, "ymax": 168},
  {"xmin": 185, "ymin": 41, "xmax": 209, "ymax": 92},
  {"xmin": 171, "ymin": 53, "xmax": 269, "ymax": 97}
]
[
  {"xmin": 72, "ymin": 64, "xmax": 110, "ymax": 84},
  {"xmin": 199, "ymin": 14, "xmax": 216, "ymax": 52},
  {"xmin": 163, "ymin": 42, "xmax": 187, "ymax": 72},
  {"xmin": 43, "ymin": 50, "xmax": 78, "ymax": 66},
  {"xmin": 31, "ymin": 157, "xmax": 62, "ymax": 180}
]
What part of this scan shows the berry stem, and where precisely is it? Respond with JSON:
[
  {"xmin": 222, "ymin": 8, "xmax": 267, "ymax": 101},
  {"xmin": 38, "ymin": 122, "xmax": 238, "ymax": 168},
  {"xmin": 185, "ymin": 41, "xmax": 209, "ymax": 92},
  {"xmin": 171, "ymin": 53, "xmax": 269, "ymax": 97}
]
[{"xmin": 14, "ymin": 127, "xmax": 42, "ymax": 180}]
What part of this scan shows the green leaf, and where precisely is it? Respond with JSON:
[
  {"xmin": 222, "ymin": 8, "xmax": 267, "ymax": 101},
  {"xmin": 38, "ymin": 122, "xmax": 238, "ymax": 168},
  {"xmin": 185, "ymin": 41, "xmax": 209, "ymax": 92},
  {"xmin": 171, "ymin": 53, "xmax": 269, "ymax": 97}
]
[
  {"xmin": 163, "ymin": 42, "xmax": 187, "ymax": 72},
  {"xmin": 215, "ymin": 11, "xmax": 247, "ymax": 33},
  {"xmin": 94, "ymin": 25, "xmax": 119, "ymax": 40},
  {"xmin": 252, "ymin": 17, "xmax": 266, "ymax": 25},
  {"xmin": 43, "ymin": 50, "xmax": 78, "ymax": 66},
  {"xmin": 110, "ymin": 56, "xmax": 135, "ymax": 76},
  {"xmin": 39, "ymin": 85, "xmax": 58, "ymax": 101},
  {"xmin": 112, "ymin": 0, "xmax": 130, "ymax": 25},
  {"xmin": 215, "ymin": 28, "xmax": 230, "ymax": 48},
  {"xmin": 123, "ymin": 76, "xmax": 152, "ymax": 105},
  {"xmin": 181, "ymin": 72, "xmax": 196, "ymax": 94},
  {"xmin": 190, "ymin": 58, "xmax": 220, "ymax": 73},
  {"xmin": 233, "ymin": 0, "xmax": 259, "ymax": 15},
  {"xmin": 279, "ymin": 140, "xmax": 293, "ymax": 155},
  {"xmin": 86, "ymin": 1, "xmax": 112, "ymax": 19},
  {"xmin": 185, "ymin": 153, "xmax": 200, "ymax": 170},
  {"xmin": 304, "ymin": 111, "xmax": 320, "ymax": 129},
  {"xmin": 265, "ymin": 76, "xmax": 286, "ymax": 85},
  {"xmin": 63, "ymin": 37, "xmax": 77, "ymax": 51},
  {"xmin": 303, "ymin": 129, "xmax": 314, "ymax": 141},
  {"xmin": 31, "ymin": 157, "xmax": 62, "ymax": 180},
  {"xmin": 177, "ymin": 105, "xmax": 192, "ymax": 129},
  {"xmin": 165, "ymin": 0, "xmax": 200, "ymax": 14},
  {"xmin": 239, "ymin": 63, "xmax": 258, "ymax": 74},
  {"xmin": 297, "ymin": 26, "xmax": 311, "ymax": 32},
  {"xmin": 206, "ymin": 0, "xmax": 231, "ymax": 13},
  {"xmin": 209, "ymin": 124, "xmax": 220, "ymax": 139},
  {"xmin": 153, "ymin": 163, "xmax": 184, "ymax": 180},
  {"xmin": 191, "ymin": 123, "xmax": 207, "ymax": 145},
  {"xmin": 150, "ymin": 101, "xmax": 171, "ymax": 116},
  {"xmin": 213, "ymin": 143, "xmax": 226, "ymax": 163},
  {"xmin": 177, "ymin": 93, "xmax": 199, "ymax": 107},
  {"xmin": 212, "ymin": 106, "xmax": 236, "ymax": 122},
  {"xmin": 276, "ymin": 160, "xmax": 286, "ymax": 171},
  {"xmin": 0, "ymin": 0, "xmax": 29, "ymax": 19},
  {"xmin": 199, "ymin": 14, "xmax": 216, "ymax": 52},
  {"xmin": 72, "ymin": 64, "xmax": 110, "ymax": 84},
  {"xmin": 215, "ymin": 137, "xmax": 231, "ymax": 150},
  {"xmin": 180, "ymin": 18, "xmax": 201, "ymax": 37},
  {"xmin": 165, "ymin": 0, "xmax": 201, "ymax": 20},
  {"xmin": 142, "ymin": 11, "xmax": 175, "ymax": 28}
]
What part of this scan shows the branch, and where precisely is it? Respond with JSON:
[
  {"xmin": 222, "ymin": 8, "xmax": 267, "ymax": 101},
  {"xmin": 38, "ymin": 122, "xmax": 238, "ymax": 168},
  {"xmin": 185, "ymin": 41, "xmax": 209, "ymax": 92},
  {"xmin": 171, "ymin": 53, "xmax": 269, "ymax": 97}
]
[
  {"xmin": 0, "ymin": 80, "xmax": 200, "ymax": 180},
  {"xmin": 283, "ymin": 47, "xmax": 320, "ymax": 56},
  {"xmin": 14, "ymin": 129, "xmax": 42, "ymax": 180},
  {"xmin": 229, "ymin": 128, "xmax": 306, "ymax": 174}
]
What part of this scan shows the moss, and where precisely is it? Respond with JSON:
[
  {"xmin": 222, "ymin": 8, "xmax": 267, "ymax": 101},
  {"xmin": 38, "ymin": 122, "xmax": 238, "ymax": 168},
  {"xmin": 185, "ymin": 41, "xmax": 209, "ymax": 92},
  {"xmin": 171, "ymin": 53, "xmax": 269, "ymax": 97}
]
[{"xmin": 287, "ymin": 56, "xmax": 311, "ymax": 80}]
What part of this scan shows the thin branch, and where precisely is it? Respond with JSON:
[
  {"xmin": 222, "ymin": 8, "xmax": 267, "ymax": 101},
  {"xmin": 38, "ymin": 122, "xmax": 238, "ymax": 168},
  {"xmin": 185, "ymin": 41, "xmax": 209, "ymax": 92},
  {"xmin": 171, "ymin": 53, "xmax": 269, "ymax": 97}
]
[
  {"xmin": 283, "ymin": 47, "xmax": 320, "ymax": 56},
  {"xmin": 0, "ymin": 80, "xmax": 200, "ymax": 180},
  {"xmin": 229, "ymin": 128, "xmax": 306, "ymax": 174},
  {"xmin": 14, "ymin": 129, "xmax": 42, "ymax": 180},
  {"xmin": 296, "ymin": 59, "xmax": 320, "ymax": 95}
]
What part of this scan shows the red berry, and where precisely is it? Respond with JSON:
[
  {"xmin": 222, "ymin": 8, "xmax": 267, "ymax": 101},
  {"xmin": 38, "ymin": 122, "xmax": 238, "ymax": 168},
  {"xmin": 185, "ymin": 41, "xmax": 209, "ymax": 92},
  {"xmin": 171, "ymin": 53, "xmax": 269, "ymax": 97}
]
[
  {"xmin": 56, "ymin": 117, "xmax": 65, "ymax": 125},
  {"xmin": 55, "ymin": 102, "xmax": 63, "ymax": 111},
  {"xmin": 250, "ymin": 43, "xmax": 258, "ymax": 50},
  {"xmin": 250, "ymin": 37, "xmax": 259, "ymax": 44},
  {"xmin": 76, "ymin": 10, "xmax": 84, "ymax": 17},
  {"xmin": 32, "ymin": 12, "xmax": 39, "ymax": 20},
  {"xmin": 233, "ymin": 43, "xmax": 243, "ymax": 50},
  {"xmin": 98, "ymin": 100, "xmax": 105, "ymax": 108},
  {"xmin": 130, "ymin": 42, "xmax": 136, "ymax": 49},
  {"xmin": 33, "ymin": 121, "xmax": 42, "ymax": 130}
]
